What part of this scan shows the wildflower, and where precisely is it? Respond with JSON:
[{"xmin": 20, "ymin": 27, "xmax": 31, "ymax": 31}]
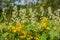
[
  {"xmin": 16, "ymin": 22, "xmax": 22, "ymax": 32},
  {"xmin": 29, "ymin": 8, "xmax": 32, "ymax": 13},
  {"xmin": 41, "ymin": 21, "xmax": 47, "ymax": 28},
  {"xmin": 34, "ymin": 37, "xmax": 38, "ymax": 40},
  {"xmin": 57, "ymin": 9, "xmax": 60, "ymax": 11},
  {"xmin": 11, "ymin": 26, "xmax": 16, "ymax": 30},
  {"xmin": 17, "ymin": 26, "xmax": 22, "ymax": 29},
  {"xmin": 9, "ymin": 26, "xmax": 17, "ymax": 32},
  {"xmin": 28, "ymin": 35, "xmax": 33, "ymax": 39},
  {"xmin": 17, "ymin": 29, "xmax": 21, "ymax": 32},
  {"xmin": 42, "ymin": 23, "xmax": 47, "ymax": 28},
  {"xmin": 40, "ymin": 6, "xmax": 44, "ymax": 16},
  {"xmin": 21, "ymin": 30, "xmax": 27, "ymax": 36},
  {"xmin": 20, "ymin": 9, "xmax": 26, "ymax": 13},
  {"xmin": 48, "ymin": 6, "xmax": 52, "ymax": 14},
  {"xmin": 41, "ymin": 17, "xmax": 48, "ymax": 28},
  {"xmin": 13, "ymin": 6, "xmax": 17, "ymax": 10},
  {"xmin": 16, "ymin": 22, "xmax": 22, "ymax": 29},
  {"xmin": 12, "ymin": 29, "xmax": 17, "ymax": 32}
]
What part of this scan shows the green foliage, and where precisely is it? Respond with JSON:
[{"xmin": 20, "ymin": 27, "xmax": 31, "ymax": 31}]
[
  {"xmin": 40, "ymin": 33, "xmax": 47, "ymax": 40},
  {"xmin": 0, "ymin": 23, "xmax": 7, "ymax": 29},
  {"xmin": 49, "ymin": 29, "xmax": 59, "ymax": 40}
]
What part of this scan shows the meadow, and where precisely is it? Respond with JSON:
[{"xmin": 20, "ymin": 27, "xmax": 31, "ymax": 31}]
[{"xmin": 0, "ymin": 1, "xmax": 60, "ymax": 40}]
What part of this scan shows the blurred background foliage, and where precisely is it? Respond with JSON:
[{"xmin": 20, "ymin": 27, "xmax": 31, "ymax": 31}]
[{"xmin": 0, "ymin": 0, "xmax": 60, "ymax": 23}]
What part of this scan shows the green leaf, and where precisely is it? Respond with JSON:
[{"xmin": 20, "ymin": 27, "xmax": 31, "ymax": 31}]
[
  {"xmin": 41, "ymin": 33, "xmax": 47, "ymax": 40},
  {"xmin": 0, "ymin": 17, "xmax": 3, "ymax": 22},
  {"xmin": 46, "ymin": 20, "xmax": 55, "ymax": 27},
  {"xmin": 49, "ymin": 29, "xmax": 59, "ymax": 40},
  {"xmin": 2, "ymin": 32, "xmax": 9, "ymax": 38},
  {"xmin": 38, "ymin": 34, "xmax": 41, "ymax": 40},
  {"xmin": 0, "ymin": 23, "xmax": 7, "ymax": 29},
  {"xmin": 0, "ymin": 36, "xmax": 5, "ymax": 40},
  {"xmin": 37, "ymin": 24, "xmax": 42, "ymax": 30}
]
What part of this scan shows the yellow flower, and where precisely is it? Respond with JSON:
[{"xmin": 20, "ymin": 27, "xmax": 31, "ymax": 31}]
[
  {"xmin": 11, "ymin": 26, "xmax": 16, "ymax": 30},
  {"xmin": 34, "ymin": 37, "xmax": 39, "ymax": 40},
  {"xmin": 41, "ymin": 17, "xmax": 48, "ymax": 28},
  {"xmin": 28, "ymin": 35, "xmax": 33, "ymax": 39},
  {"xmin": 21, "ymin": 30, "xmax": 27, "ymax": 36},
  {"xmin": 17, "ymin": 29, "xmax": 21, "ymax": 32},
  {"xmin": 41, "ymin": 22, "xmax": 47, "ymax": 28},
  {"xmin": 16, "ymin": 23, "xmax": 22, "ymax": 32},
  {"xmin": 16, "ymin": 22, "xmax": 22, "ymax": 29},
  {"xmin": 43, "ymin": 23, "xmax": 47, "ymax": 28},
  {"xmin": 17, "ymin": 26, "xmax": 22, "ymax": 31},
  {"xmin": 12, "ymin": 29, "xmax": 17, "ymax": 32},
  {"xmin": 9, "ymin": 26, "xmax": 17, "ymax": 32},
  {"xmin": 18, "ymin": 27, "xmax": 22, "ymax": 29}
]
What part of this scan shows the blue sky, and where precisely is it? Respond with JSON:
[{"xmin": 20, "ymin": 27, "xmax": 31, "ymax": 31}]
[
  {"xmin": 14, "ymin": 0, "xmax": 37, "ymax": 5},
  {"xmin": 20, "ymin": 0, "xmax": 25, "ymax": 5}
]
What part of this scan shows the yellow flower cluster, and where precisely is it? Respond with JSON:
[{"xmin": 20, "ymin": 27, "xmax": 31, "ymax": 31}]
[
  {"xmin": 8, "ymin": 22, "xmax": 22, "ymax": 32},
  {"xmin": 7, "ymin": 22, "xmax": 28, "ymax": 39},
  {"xmin": 18, "ymin": 30, "xmax": 27, "ymax": 38},
  {"xmin": 41, "ymin": 17, "xmax": 50, "ymax": 30},
  {"xmin": 41, "ymin": 17, "xmax": 48, "ymax": 28},
  {"xmin": 11, "ymin": 26, "xmax": 16, "ymax": 32},
  {"xmin": 34, "ymin": 37, "xmax": 39, "ymax": 40},
  {"xmin": 2, "ymin": 22, "xmax": 39, "ymax": 40},
  {"xmin": 16, "ymin": 22, "xmax": 22, "ymax": 32},
  {"xmin": 28, "ymin": 35, "xmax": 33, "ymax": 39},
  {"xmin": 27, "ymin": 35, "xmax": 38, "ymax": 40}
]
